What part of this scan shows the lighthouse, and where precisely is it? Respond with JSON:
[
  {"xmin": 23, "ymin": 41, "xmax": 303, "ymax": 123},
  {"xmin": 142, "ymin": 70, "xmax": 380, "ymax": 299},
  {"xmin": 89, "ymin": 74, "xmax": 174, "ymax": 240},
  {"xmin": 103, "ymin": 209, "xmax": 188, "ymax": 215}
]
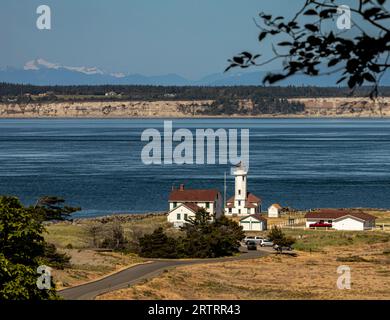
[
  {"xmin": 234, "ymin": 162, "xmax": 247, "ymax": 206},
  {"xmin": 225, "ymin": 162, "xmax": 261, "ymax": 216}
]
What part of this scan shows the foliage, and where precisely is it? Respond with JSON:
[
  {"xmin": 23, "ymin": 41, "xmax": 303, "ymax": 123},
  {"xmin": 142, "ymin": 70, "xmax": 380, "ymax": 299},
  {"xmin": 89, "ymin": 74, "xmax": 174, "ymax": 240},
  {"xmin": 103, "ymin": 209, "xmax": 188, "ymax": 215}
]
[
  {"xmin": 267, "ymin": 226, "xmax": 296, "ymax": 253},
  {"xmin": 100, "ymin": 222, "xmax": 129, "ymax": 251},
  {"xmin": 0, "ymin": 196, "xmax": 58, "ymax": 299},
  {"xmin": 0, "ymin": 253, "xmax": 58, "ymax": 300},
  {"xmin": 31, "ymin": 196, "xmax": 80, "ymax": 222},
  {"xmin": 41, "ymin": 243, "xmax": 71, "ymax": 270},
  {"xmin": 195, "ymin": 97, "xmax": 305, "ymax": 115},
  {"xmin": 2, "ymin": 83, "xmax": 390, "ymax": 102},
  {"xmin": 138, "ymin": 227, "xmax": 180, "ymax": 258},
  {"xmin": 226, "ymin": 0, "xmax": 390, "ymax": 97},
  {"xmin": 86, "ymin": 223, "xmax": 104, "ymax": 248},
  {"xmin": 138, "ymin": 209, "xmax": 245, "ymax": 259}
]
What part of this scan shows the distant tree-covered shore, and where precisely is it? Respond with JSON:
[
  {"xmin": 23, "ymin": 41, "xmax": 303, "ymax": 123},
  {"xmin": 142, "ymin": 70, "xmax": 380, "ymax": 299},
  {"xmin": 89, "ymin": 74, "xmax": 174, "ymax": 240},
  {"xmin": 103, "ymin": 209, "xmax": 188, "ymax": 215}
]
[{"xmin": 1, "ymin": 82, "xmax": 390, "ymax": 102}]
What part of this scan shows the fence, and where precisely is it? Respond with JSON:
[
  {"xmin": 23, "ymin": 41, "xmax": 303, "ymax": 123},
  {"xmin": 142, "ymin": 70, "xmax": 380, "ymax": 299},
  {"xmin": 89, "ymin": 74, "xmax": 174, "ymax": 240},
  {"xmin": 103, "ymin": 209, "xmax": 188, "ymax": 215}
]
[{"xmin": 271, "ymin": 217, "xmax": 306, "ymax": 229}]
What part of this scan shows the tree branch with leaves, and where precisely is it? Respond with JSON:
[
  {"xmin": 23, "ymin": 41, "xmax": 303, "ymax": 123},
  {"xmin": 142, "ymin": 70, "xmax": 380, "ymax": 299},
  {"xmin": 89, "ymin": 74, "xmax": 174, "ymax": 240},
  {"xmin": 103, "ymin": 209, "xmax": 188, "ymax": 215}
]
[{"xmin": 226, "ymin": 0, "xmax": 390, "ymax": 98}]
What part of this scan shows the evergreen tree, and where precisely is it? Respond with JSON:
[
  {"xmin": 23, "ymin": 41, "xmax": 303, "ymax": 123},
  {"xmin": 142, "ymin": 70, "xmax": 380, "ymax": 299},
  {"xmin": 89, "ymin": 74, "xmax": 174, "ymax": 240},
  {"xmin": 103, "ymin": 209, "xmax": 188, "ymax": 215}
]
[{"xmin": 0, "ymin": 196, "xmax": 59, "ymax": 299}]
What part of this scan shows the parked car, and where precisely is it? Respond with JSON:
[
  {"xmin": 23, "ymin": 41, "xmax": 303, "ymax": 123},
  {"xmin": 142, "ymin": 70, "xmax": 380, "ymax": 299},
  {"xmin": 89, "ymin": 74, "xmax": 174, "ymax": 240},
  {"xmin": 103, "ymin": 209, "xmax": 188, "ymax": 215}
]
[
  {"xmin": 309, "ymin": 222, "xmax": 332, "ymax": 228},
  {"xmin": 244, "ymin": 236, "xmax": 263, "ymax": 245},
  {"xmin": 260, "ymin": 239, "xmax": 274, "ymax": 247},
  {"xmin": 273, "ymin": 244, "xmax": 293, "ymax": 251},
  {"xmin": 246, "ymin": 241, "xmax": 257, "ymax": 251}
]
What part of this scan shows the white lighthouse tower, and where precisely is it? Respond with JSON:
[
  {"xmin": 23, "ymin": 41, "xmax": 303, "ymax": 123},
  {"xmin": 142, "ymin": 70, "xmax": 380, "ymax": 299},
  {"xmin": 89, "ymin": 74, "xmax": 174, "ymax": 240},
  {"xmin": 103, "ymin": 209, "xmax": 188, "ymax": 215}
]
[
  {"xmin": 225, "ymin": 162, "xmax": 261, "ymax": 216},
  {"xmin": 234, "ymin": 162, "xmax": 247, "ymax": 207}
]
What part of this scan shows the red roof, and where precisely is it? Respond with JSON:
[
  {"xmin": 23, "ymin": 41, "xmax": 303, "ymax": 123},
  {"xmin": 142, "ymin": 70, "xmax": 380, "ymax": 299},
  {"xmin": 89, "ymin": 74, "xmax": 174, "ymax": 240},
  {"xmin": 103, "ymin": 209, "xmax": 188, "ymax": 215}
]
[
  {"xmin": 181, "ymin": 202, "xmax": 201, "ymax": 213},
  {"xmin": 169, "ymin": 189, "xmax": 220, "ymax": 202},
  {"xmin": 245, "ymin": 201, "xmax": 257, "ymax": 209},
  {"xmin": 247, "ymin": 193, "xmax": 261, "ymax": 203},
  {"xmin": 305, "ymin": 209, "xmax": 376, "ymax": 221},
  {"xmin": 225, "ymin": 201, "xmax": 257, "ymax": 209},
  {"xmin": 240, "ymin": 214, "xmax": 267, "ymax": 222},
  {"xmin": 226, "ymin": 192, "xmax": 261, "ymax": 204},
  {"xmin": 226, "ymin": 196, "xmax": 235, "ymax": 203}
]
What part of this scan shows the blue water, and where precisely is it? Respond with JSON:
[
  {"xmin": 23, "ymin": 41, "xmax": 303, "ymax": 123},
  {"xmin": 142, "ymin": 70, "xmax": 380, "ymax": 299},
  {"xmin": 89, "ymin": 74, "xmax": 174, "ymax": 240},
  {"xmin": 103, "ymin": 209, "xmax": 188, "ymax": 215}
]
[{"xmin": 1, "ymin": 118, "xmax": 390, "ymax": 218}]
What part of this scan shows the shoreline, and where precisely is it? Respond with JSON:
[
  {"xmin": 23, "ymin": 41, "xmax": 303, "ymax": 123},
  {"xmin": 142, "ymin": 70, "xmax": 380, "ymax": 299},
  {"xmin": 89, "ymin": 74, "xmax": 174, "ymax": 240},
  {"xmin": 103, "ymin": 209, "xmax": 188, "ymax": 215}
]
[
  {"xmin": 1, "ymin": 96, "xmax": 389, "ymax": 118},
  {"xmin": 56, "ymin": 208, "xmax": 390, "ymax": 224},
  {"xmin": 2, "ymin": 115, "xmax": 390, "ymax": 120}
]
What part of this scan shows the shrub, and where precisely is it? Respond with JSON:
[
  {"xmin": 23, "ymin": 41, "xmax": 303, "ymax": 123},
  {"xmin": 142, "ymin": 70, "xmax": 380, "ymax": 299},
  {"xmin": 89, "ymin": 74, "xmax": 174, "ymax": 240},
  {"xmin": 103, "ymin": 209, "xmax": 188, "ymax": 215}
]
[
  {"xmin": 139, "ymin": 227, "xmax": 180, "ymax": 258},
  {"xmin": 100, "ymin": 222, "xmax": 129, "ymax": 251},
  {"xmin": 42, "ymin": 243, "xmax": 71, "ymax": 269},
  {"xmin": 267, "ymin": 226, "xmax": 295, "ymax": 253},
  {"xmin": 336, "ymin": 255, "xmax": 368, "ymax": 263},
  {"xmin": 138, "ymin": 209, "xmax": 245, "ymax": 259}
]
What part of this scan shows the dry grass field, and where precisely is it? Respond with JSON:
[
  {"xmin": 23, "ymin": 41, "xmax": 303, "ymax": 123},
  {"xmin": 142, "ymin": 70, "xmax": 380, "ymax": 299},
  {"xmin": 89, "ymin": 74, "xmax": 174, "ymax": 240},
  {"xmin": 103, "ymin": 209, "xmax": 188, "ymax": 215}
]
[
  {"xmin": 97, "ymin": 210, "xmax": 390, "ymax": 300},
  {"xmin": 47, "ymin": 210, "xmax": 390, "ymax": 298},
  {"xmin": 98, "ymin": 241, "xmax": 390, "ymax": 300},
  {"xmin": 53, "ymin": 250, "xmax": 144, "ymax": 289},
  {"xmin": 45, "ymin": 214, "xmax": 169, "ymax": 289}
]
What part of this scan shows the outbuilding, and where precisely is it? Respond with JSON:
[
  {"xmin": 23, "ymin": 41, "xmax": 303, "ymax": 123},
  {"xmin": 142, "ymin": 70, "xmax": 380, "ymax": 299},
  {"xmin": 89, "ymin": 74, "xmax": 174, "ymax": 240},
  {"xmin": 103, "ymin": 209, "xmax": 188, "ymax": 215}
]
[
  {"xmin": 239, "ymin": 214, "xmax": 267, "ymax": 231},
  {"xmin": 268, "ymin": 203, "xmax": 282, "ymax": 218},
  {"xmin": 305, "ymin": 209, "xmax": 376, "ymax": 231}
]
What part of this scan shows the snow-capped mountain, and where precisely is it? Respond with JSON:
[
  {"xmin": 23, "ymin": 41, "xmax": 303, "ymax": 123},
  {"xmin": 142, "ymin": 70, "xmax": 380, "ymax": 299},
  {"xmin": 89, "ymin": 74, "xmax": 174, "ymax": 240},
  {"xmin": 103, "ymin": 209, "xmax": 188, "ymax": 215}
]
[
  {"xmin": 1, "ymin": 58, "xmax": 388, "ymax": 87},
  {"xmin": 24, "ymin": 58, "xmax": 109, "ymax": 76}
]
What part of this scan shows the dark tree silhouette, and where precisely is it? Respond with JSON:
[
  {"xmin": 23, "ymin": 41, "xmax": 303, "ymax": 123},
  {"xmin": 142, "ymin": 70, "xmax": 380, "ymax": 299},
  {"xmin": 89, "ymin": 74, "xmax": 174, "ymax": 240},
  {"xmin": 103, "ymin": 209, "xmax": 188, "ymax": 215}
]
[
  {"xmin": 225, "ymin": 0, "xmax": 390, "ymax": 97},
  {"xmin": 32, "ymin": 196, "xmax": 80, "ymax": 221}
]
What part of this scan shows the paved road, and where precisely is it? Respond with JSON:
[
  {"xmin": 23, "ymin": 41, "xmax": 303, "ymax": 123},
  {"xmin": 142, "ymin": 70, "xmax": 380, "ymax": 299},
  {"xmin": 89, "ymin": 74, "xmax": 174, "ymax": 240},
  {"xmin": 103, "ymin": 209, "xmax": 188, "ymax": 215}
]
[{"xmin": 59, "ymin": 248, "xmax": 270, "ymax": 300}]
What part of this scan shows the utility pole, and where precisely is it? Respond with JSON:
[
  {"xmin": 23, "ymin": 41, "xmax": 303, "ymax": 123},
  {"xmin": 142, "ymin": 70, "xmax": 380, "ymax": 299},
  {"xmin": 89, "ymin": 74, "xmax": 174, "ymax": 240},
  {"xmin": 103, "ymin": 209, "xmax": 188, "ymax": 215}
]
[{"xmin": 223, "ymin": 171, "xmax": 227, "ymax": 213}]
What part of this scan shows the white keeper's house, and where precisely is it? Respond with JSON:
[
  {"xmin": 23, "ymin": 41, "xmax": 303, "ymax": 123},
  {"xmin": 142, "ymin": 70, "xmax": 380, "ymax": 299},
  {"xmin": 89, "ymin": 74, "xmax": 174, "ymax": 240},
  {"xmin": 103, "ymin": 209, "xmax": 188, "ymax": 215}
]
[
  {"xmin": 225, "ymin": 162, "xmax": 262, "ymax": 216},
  {"xmin": 305, "ymin": 209, "xmax": 376, "ymax": 231},
  {"xmin": 167, "ymin": 184, "xmax": 223, "ymax": 228}
]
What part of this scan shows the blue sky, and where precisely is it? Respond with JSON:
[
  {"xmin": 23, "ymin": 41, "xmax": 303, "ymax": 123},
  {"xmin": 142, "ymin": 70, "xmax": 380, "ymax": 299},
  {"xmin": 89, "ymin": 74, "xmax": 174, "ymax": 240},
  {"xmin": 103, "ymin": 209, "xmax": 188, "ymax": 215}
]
[
  {"xmin": 0, "ymin": 0, "xmax": 307, "ymax": 78},
  {"xmin": 0, "ymin": 0, "xmax": 383, "ymax": 79}
]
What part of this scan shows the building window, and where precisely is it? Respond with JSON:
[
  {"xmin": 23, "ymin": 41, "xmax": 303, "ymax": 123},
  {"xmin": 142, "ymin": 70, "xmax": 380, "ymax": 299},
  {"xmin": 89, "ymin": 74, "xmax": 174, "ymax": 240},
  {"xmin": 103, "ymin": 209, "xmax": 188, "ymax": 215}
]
[
  {"xmin": 238, "ymin": 189, "xmax": 241, "ymax": 195},
  {"xmin": 238, "ymin": 209, "xmax": 241, "ymax": 214},
  {"xmin": 206, "ymin": 202, "xmax": 210, "ymax": 209},
  {"xmin": 177, "ymin": 213, "xmax": 181, "ymax": 220},
  {"xmin": 242, "ymin": 176, "xmax": 245, "ymax": 182},
  {"xmin": 238, "ymin": 200, "xmax": 241, "ymax": 206},
  {"xmin": 229, "ymin": 208, "xmax": 232, "ymax": 213},
  {"xmin": 184, "ymin": 214, "xmax": 188, "ymax": 221},
  {"xmin": 173, "ymin": 202, "xmax": 177, "ymax": 208}
]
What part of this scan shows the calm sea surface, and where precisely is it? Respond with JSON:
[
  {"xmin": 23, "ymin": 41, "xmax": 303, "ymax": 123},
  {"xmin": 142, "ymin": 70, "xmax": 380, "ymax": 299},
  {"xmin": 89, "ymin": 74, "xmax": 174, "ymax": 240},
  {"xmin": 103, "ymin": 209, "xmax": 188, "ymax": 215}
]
[{"xmin": 1, "ymin": 118, "xmax": 390, "ymax": 218}]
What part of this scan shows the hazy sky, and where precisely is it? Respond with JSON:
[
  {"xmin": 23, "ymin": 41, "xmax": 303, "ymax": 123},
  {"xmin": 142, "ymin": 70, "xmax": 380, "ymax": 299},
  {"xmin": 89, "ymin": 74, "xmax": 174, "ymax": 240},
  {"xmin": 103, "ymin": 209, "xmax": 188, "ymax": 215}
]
[{"xmin": 0, "ymin": 0, "xmax": 383, "ymax": 79}]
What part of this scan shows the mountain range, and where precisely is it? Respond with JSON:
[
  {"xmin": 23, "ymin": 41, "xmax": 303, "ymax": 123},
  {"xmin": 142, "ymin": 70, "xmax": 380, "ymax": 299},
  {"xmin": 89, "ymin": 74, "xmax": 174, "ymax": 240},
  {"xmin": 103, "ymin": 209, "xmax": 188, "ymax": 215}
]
[{"xmin": 1, "ymin": 58, "xmax": 389, "ymax": 87}]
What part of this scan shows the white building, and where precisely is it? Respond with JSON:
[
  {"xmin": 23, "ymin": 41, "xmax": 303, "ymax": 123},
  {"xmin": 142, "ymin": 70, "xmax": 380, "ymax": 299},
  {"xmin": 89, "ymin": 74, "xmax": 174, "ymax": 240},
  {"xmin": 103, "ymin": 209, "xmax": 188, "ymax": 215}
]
[
  {"xmin": 305, "ymin": 209, "xmax": 376, "ymax": 231},
  {"xmin": 268, "ymin": 203, "xmax": 282, "ymax": 218},
  {"xmin": 167, "ymin": 184, "xmax": 223, "ymax": 228},
  {"xmin": 239, "ymin": 214, "xmax": 267, "ymax": 231},
  {"xmin": 225, "ymin": 162, "xmax": 261, "ymax": 216}
]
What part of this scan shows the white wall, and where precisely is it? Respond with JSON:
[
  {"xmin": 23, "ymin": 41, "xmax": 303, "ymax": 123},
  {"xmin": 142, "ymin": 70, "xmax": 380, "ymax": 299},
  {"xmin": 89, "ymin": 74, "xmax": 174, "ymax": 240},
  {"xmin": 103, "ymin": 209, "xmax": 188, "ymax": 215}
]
[
  {"xmin": 268, "ymin": 206, "xmax": 280, "ymax": 218},
  {"xmin": 306, "ymin": 217, "xmax": 372, "ymax": 231},
  {"xmin": 167, "ymin": 205, "xmax": 195, "ymax": 228},
  {"xmin": 169, "ymin": 199, "xmax": 219, "ymax": 216},
  {"xmin": 239, "ymin": 216, "xmax": 266, "ymax": 231},
  {"xmin": 333, "ymin": 217, "xmax": 364, "ymax": 231},
  {"xmin": 234, "ymin": 167, "xmax": 247, "ymax": 201}
]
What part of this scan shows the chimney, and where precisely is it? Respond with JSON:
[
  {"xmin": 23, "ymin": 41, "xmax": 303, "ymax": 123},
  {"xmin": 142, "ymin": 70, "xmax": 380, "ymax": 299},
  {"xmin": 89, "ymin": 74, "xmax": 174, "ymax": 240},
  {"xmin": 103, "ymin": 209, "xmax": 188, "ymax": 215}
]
[
  {"xmin": 171, "ymin": 185, "xmax": 175, "ymax": 191},
  {"xmin": 179, "ymin": 184, "xmax": 184, "ymax": 191}
]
